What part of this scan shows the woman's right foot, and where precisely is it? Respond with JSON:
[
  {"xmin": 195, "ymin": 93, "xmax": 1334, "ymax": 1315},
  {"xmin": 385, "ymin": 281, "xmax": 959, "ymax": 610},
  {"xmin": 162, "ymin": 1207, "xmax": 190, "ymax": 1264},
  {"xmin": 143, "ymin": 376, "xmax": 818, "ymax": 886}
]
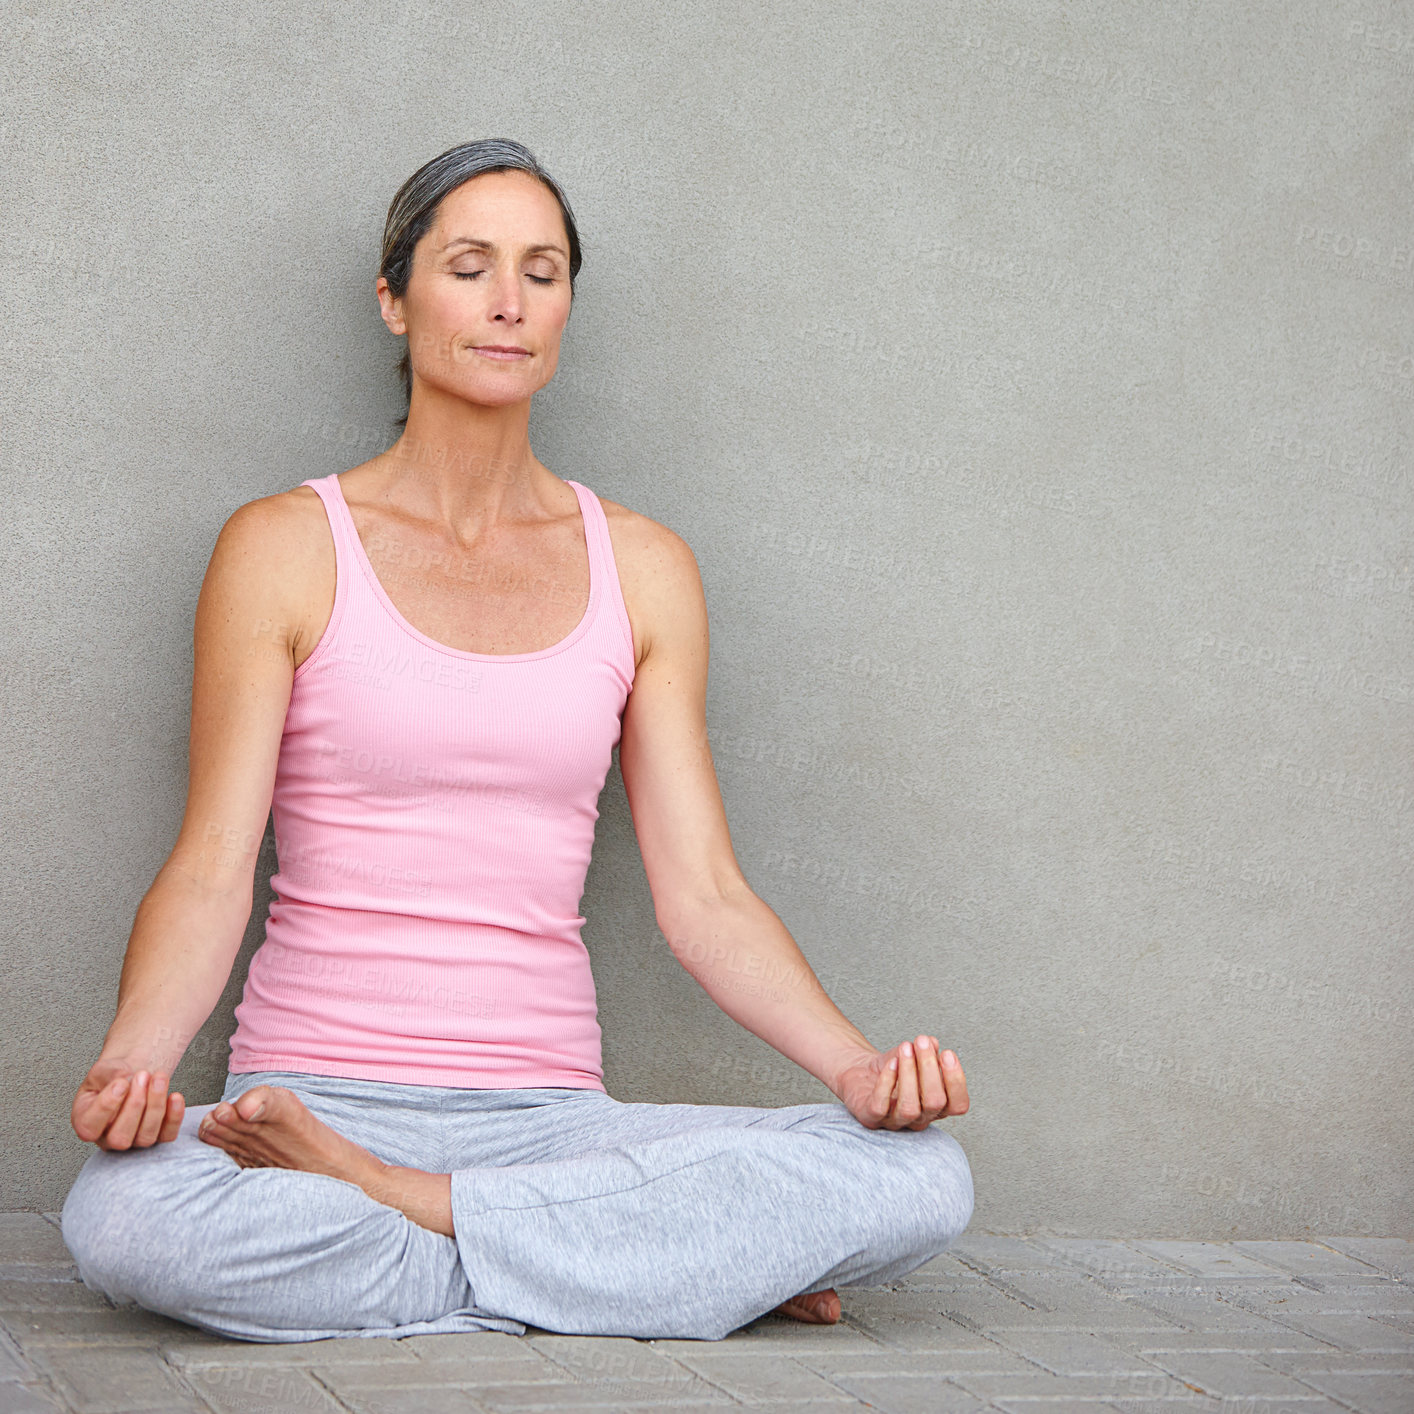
[{"xmin": 773, "ymin": 1287, "xmax": 841, "ymax": 1323}]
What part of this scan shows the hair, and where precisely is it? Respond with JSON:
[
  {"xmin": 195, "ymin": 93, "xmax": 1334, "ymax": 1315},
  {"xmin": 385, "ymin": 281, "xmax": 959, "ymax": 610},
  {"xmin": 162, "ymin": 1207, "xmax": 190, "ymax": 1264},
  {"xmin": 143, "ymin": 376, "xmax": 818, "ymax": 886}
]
[{"xmin": 379, "ymin": 138, "xmax": 583, "ymax": 428}]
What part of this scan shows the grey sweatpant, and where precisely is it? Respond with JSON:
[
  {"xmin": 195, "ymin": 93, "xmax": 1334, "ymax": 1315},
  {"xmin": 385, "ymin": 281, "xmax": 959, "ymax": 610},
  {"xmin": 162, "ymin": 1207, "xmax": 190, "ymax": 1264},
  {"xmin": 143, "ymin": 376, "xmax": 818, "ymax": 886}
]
[{"xmin": 60, "ymin": 1068, "xmax": 974, "ymax": 1343}]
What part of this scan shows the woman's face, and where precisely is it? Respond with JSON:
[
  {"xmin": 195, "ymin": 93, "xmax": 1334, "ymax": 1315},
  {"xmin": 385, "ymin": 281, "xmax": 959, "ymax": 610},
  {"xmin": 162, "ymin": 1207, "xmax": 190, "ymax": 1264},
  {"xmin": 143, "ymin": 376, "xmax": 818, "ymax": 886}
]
[{"xmin": 380, "ymin": 169, "xmax": 574, "ymax": 410}]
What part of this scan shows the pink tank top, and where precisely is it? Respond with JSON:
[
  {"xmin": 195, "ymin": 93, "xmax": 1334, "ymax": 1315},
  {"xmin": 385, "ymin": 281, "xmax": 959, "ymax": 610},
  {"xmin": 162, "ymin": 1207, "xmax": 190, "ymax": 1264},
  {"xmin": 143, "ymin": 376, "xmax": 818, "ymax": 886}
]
[{"xmin": 226, "ymin": 473, "xmax": 635, "ymax": 1089}]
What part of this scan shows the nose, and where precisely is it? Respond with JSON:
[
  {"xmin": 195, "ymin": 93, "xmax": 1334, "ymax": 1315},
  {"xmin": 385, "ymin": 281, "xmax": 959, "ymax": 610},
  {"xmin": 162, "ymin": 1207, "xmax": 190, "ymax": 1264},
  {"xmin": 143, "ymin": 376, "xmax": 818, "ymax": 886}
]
[{"xmin": 486, "ymin": 260, "xmax": 525, "ymax": 325}]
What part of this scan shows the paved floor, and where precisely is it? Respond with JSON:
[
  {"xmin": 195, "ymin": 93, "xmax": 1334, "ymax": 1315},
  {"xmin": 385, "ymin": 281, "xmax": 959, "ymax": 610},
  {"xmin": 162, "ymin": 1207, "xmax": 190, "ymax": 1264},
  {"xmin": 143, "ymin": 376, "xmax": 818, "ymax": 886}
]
[{"xmin": 1, "ymin": 1214, "xmax": 1409, "ymax": 1412}]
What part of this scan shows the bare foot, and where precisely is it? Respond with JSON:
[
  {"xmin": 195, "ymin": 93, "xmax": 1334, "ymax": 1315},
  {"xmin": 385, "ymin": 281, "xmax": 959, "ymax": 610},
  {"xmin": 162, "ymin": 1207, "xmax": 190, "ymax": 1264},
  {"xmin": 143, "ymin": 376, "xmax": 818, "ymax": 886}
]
[
  {"xmin": 197, "ymin": 1086, "xmax": 456, "ymax": 1236},
  {"xmin": 197, "ymin": 1086, "xmax": 387, "ymax": 1189},
  {"xmin": 773, "ymin": 1287, "xmax": 841, "ymax": 1323}
]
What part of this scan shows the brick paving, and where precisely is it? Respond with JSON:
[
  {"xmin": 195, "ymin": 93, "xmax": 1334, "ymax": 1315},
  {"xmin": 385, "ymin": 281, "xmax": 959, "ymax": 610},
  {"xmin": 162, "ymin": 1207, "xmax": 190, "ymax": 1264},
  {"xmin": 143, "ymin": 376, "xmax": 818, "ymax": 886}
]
[{"xmin": 1, "ymin": 1214, "xmax": 1410, "ymax": 1412}]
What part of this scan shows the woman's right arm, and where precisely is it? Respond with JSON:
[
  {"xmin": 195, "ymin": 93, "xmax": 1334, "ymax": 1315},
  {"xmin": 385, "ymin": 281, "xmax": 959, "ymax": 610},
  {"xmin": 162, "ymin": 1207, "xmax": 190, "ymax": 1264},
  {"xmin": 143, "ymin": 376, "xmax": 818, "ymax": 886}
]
[{"xmin": 71, "ymin": 493, "xmax": 316, "ymax": 1150}]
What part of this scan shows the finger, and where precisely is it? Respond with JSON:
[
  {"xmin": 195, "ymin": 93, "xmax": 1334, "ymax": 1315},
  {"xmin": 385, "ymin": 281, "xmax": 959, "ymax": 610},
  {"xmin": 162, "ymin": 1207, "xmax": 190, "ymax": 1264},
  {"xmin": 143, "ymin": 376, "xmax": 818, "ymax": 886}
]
[
  {"xmin": 938, "ymin": 1046, "xmax": 969, "ymax": 1114},
  {"xmin": 74, "ymin": 1075, "xmax": 130, "ymax": 1142},
  {"xmin": 865, "ymin": 1051, "xmax": 898, "ymax": 1127},
  {"xmin": 890, "ymin": 1041, "xmax": 922, "ymax": 1127},
  {"xmin": 133, "ymin": 1073, "xmax": 170, "ymax": 1148},
  {"xmin": 157, "ymin": 1092, "xmax": 185, "ymax": 1145},
  {"xmin": 100, "ymin": 1071, "xmax": 150, "ymax": 1150},
  {"xmin": 914, "ymin": 1034, "xmax": 946, "ymax": 1121}
]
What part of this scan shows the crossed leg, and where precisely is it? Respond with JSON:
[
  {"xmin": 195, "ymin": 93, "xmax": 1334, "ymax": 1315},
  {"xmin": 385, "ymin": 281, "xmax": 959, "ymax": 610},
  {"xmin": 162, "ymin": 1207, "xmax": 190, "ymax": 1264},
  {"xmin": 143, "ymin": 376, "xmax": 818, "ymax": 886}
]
[
  {"xmin": 196, "ymin": 1087, "xmax": 843, "ymax": 1322},
  {"xmin": 196, "ymin": 1081, "xmax": 972, "ymax": 1339}
]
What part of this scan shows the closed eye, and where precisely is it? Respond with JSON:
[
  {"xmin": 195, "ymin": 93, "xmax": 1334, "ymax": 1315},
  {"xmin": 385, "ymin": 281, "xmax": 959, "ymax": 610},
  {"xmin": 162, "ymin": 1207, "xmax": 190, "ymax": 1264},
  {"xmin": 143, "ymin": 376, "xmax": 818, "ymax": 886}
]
[{"xmin": 453, "ymin": 272, "xmax": 555, "ymax": 285}]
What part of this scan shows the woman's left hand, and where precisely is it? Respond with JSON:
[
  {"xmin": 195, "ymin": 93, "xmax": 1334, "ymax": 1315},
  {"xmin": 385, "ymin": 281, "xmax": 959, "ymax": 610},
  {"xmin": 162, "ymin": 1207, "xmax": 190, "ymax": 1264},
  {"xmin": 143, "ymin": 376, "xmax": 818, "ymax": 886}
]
[{"xmin": 832, "ymin": 1035, "xmax": 969, "ymax": 1130}]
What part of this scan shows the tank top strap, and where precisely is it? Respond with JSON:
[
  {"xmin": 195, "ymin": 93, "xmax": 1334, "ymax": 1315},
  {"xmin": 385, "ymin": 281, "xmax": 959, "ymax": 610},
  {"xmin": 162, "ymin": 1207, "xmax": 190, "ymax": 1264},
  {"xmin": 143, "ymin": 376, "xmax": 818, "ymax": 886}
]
[
  {"xmin": 301, "ymin": 473, "xmax": 361, "ymax": 563},
  {"xmin": 567, "ymin": 479, "xmax": 636, "ymax": 674},
  {"xmin": 290, "ymin": 474, "xmax": 363, "ymax": 680}
]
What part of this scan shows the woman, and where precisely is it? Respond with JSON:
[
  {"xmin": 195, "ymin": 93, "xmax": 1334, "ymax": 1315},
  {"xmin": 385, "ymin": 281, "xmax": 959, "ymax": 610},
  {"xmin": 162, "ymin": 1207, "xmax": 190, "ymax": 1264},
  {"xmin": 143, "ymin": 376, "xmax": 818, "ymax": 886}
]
[{"xmin": 60, "ymin": 138, "xmax": 974, "ymax": 1343}]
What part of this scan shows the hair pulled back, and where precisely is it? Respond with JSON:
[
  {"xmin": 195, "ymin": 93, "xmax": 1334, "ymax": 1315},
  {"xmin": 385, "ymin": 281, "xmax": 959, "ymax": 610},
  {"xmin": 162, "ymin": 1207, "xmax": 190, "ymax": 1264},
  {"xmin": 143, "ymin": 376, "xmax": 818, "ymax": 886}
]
[{"xmin": 379, "ymin": 138, "xmax": 582, "ymax": 427}]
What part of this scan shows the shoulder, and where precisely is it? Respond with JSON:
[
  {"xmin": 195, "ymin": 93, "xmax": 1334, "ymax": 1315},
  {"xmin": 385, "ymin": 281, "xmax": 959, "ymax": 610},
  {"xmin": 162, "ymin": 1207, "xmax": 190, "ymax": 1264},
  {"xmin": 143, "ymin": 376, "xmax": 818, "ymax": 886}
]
[
  {"xmin": 593, "ymin": 494, "xmax": 707, "ymax": 667},
  {"xmin": 217, "ymin": 481, "xmax": 328, "ymax": 552},
  {"xmin": 205, "ymin": 481, "xmax": 335, "ymax": 660}
]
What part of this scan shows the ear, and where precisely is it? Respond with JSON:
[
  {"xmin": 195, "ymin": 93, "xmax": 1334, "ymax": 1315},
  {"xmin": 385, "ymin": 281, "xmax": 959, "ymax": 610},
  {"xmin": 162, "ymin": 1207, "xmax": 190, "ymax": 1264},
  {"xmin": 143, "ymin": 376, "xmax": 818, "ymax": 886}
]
[{"xmin": 375, "ymin": 277, "xmax": 407, "ymax": 336}]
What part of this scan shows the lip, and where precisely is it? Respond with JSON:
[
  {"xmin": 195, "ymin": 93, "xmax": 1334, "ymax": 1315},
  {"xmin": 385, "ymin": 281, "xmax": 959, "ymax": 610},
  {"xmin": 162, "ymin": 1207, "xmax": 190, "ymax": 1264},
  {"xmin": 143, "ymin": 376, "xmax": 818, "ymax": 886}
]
[{"xmin": 473, "ymin": 345, "xmax": 531, "ymax": 360}]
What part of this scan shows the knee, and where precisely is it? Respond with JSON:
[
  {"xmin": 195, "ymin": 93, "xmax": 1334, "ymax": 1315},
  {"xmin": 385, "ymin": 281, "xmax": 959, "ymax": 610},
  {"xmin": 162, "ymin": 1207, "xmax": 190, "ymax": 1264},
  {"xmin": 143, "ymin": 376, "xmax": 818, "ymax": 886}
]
[
  {"xmin": 894, "ymin": 1124, "xmax": 974, "ymax": 1247},
  {"xmin": 925, "ymin": 1126, "xmax": 974, "ymax": 1240},
  {"xmin": 61, "ymin": 1145, "xmax": 202, "ymax": 1306},
  {"xmin": 62, "ymin": 1150, "xmax": 144, "ymax": 1301}
]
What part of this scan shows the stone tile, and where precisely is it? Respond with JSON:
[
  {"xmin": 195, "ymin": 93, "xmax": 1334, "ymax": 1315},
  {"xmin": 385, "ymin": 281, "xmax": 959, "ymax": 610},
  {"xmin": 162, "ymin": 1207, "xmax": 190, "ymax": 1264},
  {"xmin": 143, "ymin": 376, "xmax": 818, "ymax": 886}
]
[
  {"xmin": 305, "ymin": 1388, "xmax": 489, "ymax": 1414},
  {"xmin": 1286, "ymin": 1277, "xmax": 1414, "ymax": 1311},
  {"xmin": 660, "ymin": 1350, "xmax": 863, "ymax": 1402},
  {"xmin": 27, "ymin": 1343, "xmax": 208, "ymax": 1411},
  {"xmin": 1115, "ymin": 1401, "xmax": 1343, "ymax": 1414},
  {"xmin": 889, "ymin": 1252, "xmax": 988, "ymax": 1285},
  {"xmin": 1254, "ymin": 1313, "xmax": 1414, "ymax": 1352},
  {"xmin": 1231, "ymin": 1241, "xmax": 1391, "ymax": 1278},
  {"xmin": 1252, "ymin": 1350, "xmax": 1414, "ymax": 1374},
  {"xmin": 182, "ymin": 1362, "xmax": 348, "ymax": 1412},
  {"xmin": 1217, "ymin": 1281, "xmax": 1414, "ymax": 1318},
  {"xmin": 807, "ymin": 1371, "xmax": 988, "ymax": 1412},
  {"xmin": 991, "ymin": 1401, "xmax": 1136, "ymax": 1414},
  {"xmin": 947, "ymin": 1369, "xmax": 1190, "ymax": 1402},
  {"xmin": 1034, "ymin": 1238, "xmax": 1188, "ymax": 1284},
  {"xmin": 0, "ymin": 1216, "xmax": 79, "ymax": 1283},
  {"xmin": 0, "ymin": 1281, "xmax": 112, "ymax": 1312},
  {"xmin": 0, "ymin": 1384, "xmax": 69, "ymax": 1412},
  {"xmin": 646, "ymin": 1321, "xmax": 885, "ymax": 1356},
  {"xmin": 399, "ymin": 1381, "xmax": 732, "ymax": 1409},
  {"xmin": 0, "ymin": 1329, "xmax": 36, "ymax": 1380},
  {"xmin": 1120, "ymin": 1329, "xmax": 1342, "ymax": 1354},
  {"xmin": 947, "ymin": 1235, "xmax": 1080, "ymax": 1273},
  {"xmin": 833, "ymin": 1289, "xmax": 1033, "ymax": 1351},
  {"xmin": 1319, "ymin": 1238, "xmax": 1414, "ymax": 1281},
  {"xmin": 166, "ymin": 1336, "xmax": 421, "ymax": 1367},
  {"xmin": 1140, "ymin": 1349, "xmax": 1323, "ymax": 1398},
  {"xmin": 1284, "ymin": 1369, "xmax": 1414, "ymax": 1414},
  {"xmin": 880, "ymin": 1270, "xmax": 990, "ymax": 1294},
  {"xmin": 983, "ymin": 1274, "xmax": 1190, "ymax": 1331},
  {"xmin": 311, "ymin": 1354, "xmax": 561, "ymax": 1388},
  {"xmin": 1127, "ymin": 1241, "xmax": 1293, "ymax": 1280},
  {"xmin": 989, "ymin": 1330, "xmax": 1170, "ymax": 1375},
  {"xmin": 392, "ymin": 1332, "xmax": 532, "ymax": 1363},
  {"xmin": 523, "ymin": 1333, "xmax": 704, "ymax": 1387},
  {"xmin": 0, "ymin": 1262, "xmax": 79, "ymax": 1284},
  {"xmin": 1093, "ymin": 1401, "xmax": 1220, "ymax": 1414},
  {"xmin": 1, "ymin": 1307, "xmax": 211, "ymax": 1352},
  {"xmin": 419, "ymin": 1334, "xmax": 729, "ymax": 1406},
  {"xmin": 799, "ymin": 1346, "xmax": 1041, "ymax": 1377},
  {"xmin": 1117, "ymin": 1284, "xmax": 1314, "ymax": 1334}
]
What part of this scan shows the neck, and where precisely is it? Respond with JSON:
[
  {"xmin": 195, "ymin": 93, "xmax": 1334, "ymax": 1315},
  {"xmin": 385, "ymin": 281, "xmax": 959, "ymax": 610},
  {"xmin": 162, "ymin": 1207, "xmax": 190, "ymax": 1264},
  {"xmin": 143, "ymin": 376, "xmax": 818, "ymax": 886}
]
[{"xmin": 373, "ymin": 382, "xmax": 551, "ymax": 527}]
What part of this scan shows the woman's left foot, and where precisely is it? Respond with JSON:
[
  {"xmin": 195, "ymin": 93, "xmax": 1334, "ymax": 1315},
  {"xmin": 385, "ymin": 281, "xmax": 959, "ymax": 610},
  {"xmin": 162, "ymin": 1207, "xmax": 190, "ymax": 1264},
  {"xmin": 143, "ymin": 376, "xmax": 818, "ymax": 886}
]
[
  {"xmin": 197, "ymin": 1086, "xmax": 387, "ymax": 1194},
  {"xmin": 773, "ymin": 1287, "xmax": 841, "ymax": 1323}
]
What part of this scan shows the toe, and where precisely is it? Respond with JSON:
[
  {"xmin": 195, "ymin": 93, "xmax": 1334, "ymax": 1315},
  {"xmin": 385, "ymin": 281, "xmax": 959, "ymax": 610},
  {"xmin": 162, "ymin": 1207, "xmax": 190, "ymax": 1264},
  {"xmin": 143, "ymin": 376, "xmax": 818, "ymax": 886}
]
[{"xmin": 232, "ymin": 1087, "xmax": 274, "ymax": 1122}]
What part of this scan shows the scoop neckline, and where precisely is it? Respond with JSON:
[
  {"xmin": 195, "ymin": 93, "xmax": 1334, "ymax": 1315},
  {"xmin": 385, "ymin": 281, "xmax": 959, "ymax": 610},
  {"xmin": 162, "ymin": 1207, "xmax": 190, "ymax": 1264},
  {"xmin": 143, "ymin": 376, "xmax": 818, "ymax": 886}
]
[{"xmin": 326, "ymin": 472, "xmax": 599, "ymax": 664}]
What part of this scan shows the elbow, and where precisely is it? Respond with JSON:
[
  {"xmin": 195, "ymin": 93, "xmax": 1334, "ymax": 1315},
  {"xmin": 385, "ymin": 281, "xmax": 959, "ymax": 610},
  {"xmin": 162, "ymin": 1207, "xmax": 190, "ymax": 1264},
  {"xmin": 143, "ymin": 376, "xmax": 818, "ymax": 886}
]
[{"xmin": 656, "ymin": 877, "xmax": 759, "ymax": 952}]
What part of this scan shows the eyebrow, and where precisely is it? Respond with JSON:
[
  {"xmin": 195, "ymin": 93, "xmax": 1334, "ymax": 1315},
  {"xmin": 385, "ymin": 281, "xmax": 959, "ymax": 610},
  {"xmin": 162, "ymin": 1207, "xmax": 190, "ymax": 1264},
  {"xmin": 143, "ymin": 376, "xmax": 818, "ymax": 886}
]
[{"xmin": 440, "ymin": 237, "xmax": 567, "ymax": 259}]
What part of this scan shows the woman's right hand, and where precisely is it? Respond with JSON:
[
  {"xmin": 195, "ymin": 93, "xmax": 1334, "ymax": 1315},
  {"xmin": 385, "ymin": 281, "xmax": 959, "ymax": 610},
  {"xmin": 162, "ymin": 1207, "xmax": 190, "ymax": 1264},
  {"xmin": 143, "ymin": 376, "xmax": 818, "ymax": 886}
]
[{"xmin": 71, "ymin": 1059, "xmax": 185, "ymax": 1149}]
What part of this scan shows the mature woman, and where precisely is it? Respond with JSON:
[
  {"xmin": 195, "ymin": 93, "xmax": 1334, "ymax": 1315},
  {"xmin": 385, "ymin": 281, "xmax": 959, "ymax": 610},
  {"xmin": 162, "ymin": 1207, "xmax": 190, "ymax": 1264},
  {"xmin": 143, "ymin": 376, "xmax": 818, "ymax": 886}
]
[{"xmin": 60, "ymin": 138, "xmax": 974, "ymax": 1343}]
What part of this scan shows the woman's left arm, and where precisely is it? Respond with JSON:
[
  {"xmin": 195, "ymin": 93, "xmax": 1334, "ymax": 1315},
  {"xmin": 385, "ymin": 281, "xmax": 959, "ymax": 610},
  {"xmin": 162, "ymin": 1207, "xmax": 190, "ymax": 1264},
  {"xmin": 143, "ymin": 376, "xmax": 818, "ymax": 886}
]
[{"xmin": 615, "ymin": 519, "xmax": 968, "ymax": 1130}]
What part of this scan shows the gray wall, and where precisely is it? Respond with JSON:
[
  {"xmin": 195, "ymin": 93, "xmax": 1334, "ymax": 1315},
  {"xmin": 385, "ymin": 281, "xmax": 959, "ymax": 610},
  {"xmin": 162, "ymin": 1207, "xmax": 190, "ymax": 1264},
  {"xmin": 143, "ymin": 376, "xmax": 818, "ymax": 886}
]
[{"xmin": 3, "ymin": 1, "xmax": 1409, "ymax": 1235}]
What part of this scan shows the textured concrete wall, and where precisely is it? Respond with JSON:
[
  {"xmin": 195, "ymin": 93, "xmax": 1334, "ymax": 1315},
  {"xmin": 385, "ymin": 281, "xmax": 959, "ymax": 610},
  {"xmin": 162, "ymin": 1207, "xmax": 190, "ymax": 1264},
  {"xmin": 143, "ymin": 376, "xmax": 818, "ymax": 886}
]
[{"xmin": 3, "ymin": 1, "xmax": 1409, "ymax": 1233}]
